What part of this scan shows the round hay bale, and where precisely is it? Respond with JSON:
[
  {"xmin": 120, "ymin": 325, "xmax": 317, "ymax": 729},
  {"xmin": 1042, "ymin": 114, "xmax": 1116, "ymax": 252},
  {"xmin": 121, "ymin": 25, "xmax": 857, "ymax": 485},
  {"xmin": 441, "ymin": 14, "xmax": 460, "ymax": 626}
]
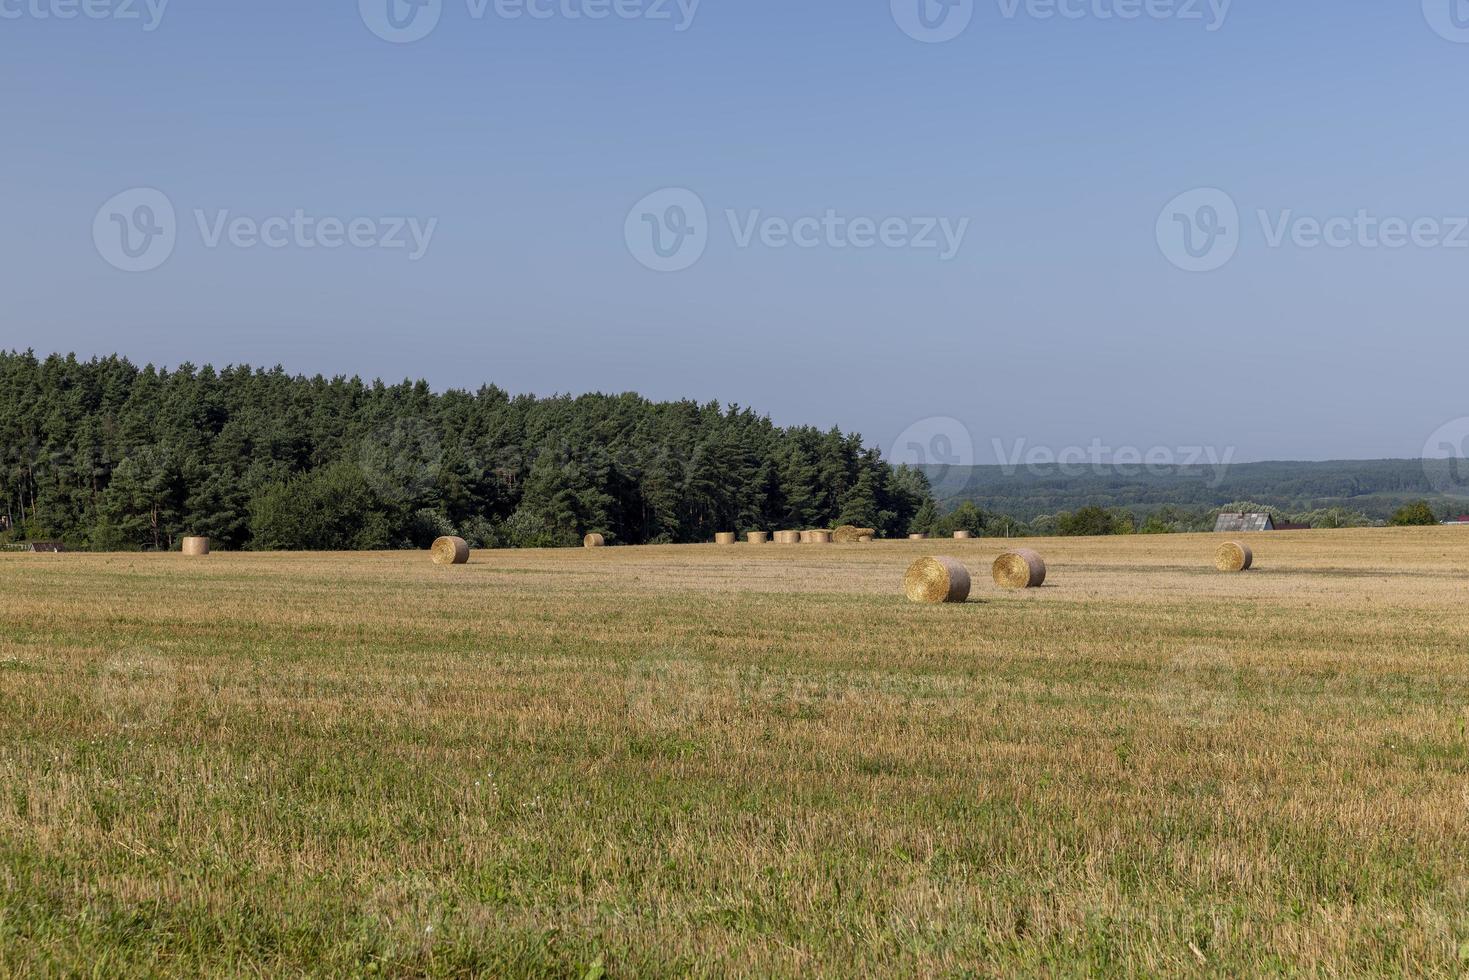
[
  {"xmin": 802, "ymin": 530, "xmax": 833, "ymax": 544},
  {"xmin": 431, "ymin": 536, "xmax": 470, "ymax": 565},
  {"xmin": 908, "ymin": 533, "xmax": 927, "ymax": 541},
  {"xmin": 583, "ymin": 533, "xmax": 606, "ymax": 549},
  {"xmin": 746, "ymin": 531, "xmax": 770, "ymax": 544},
  {"xmin": 774, "ymin": 530, "xmax": 799, "ymax": 544},
  {"xmin": 993, "ymin": 549, "xmax": 1046, "ymax": 589},
  {"xmin": 953, "ymin": 530, "xmax": 972, "ymax": 540},
  {"xmin": 181, "ymin": 536, "xmax": 210, "ymax": 556},
  {"xmin": 1215, "ymin": 541, "xmax": 1253, "ymax": 572},
  {"xmin": 715, "ymin": 532, "xmax": 737, "ymax": 545},
  {"xmin": 834, "ymin": 525, "xmax": 877, "ymax": 544},
  {"xmin": 904, "ymin": 556, "xmax": 972, "ymax": 604}
]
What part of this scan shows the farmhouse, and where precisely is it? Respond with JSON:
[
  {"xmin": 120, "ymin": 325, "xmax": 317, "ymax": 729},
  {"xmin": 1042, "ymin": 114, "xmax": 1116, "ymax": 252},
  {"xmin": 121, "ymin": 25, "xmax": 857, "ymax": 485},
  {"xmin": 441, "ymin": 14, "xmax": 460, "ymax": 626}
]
[
  {"xmin": 1214, "ymin": 512, "xmax": 1275, "ymax": 533},
  {"xmin": 25, "ymin": 541, "xmax": 66, "ymax": 553},
  {"xmin": 1443, "ymin": 514, "xmax": 1469, "ymax": 526}
]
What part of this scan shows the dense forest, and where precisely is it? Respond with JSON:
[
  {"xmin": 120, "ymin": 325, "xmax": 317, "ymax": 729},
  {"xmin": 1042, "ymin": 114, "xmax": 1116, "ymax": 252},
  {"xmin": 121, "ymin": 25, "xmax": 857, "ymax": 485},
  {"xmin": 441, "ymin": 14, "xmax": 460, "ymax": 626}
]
[{"xmin": 0, "ymin": 352, "xmax": 932, "ymax": 551}]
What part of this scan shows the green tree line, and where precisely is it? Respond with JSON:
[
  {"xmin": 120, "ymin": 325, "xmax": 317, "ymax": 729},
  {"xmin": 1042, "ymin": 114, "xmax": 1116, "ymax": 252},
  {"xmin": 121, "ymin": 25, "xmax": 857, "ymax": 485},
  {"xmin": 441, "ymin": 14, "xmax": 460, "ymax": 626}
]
[
  {"xmin": 932, "ymin": 460, "xmax": 1466, "ymax": 522},
  {"xmin": 0, "ymin": 352, "xmax": 932, "ymax": 551},
  {"xmin": 903, "ymin": 500, "xmax": 1443, "ymax": 539}
]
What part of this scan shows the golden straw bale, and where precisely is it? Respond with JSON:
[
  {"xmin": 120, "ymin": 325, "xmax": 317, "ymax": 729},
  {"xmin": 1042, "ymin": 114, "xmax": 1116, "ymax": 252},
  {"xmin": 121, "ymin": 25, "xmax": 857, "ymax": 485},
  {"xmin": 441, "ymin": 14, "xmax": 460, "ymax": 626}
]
[
  {"xmin": 583, "ymin": 533, "xmax": 606, "ymax": 548},
  {"xmin": 993, "ymin": 549, "xmax": 1046, "ymax": 589},
  {"xmin": 181, "ymin": 536, "xmax": 210, "ymax": 556},
  {"xmin": 715, "ymin": 532, "xmax": 737, "ymax": 545},
  {"xmin": 1215, "ymin": 541, "xmax": 1254, "ymax": 572},
  {"xmin": 746, "ymin": 531, "xmax": 770, "ymax": 544},
  {"xmin": 431, "ymin": 536, "xmax": 470, "ymax": 565},
  {"xmin": 904, "ymin": 556, "xmax": 972, "ymax": 604}
]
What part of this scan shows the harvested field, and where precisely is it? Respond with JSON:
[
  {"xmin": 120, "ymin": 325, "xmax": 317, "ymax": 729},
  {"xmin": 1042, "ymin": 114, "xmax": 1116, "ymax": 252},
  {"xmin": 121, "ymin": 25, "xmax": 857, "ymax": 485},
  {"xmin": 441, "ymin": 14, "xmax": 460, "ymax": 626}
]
[{"xmin": 2, "ymin": 528, "xmax": 1468, "ymax": 976}]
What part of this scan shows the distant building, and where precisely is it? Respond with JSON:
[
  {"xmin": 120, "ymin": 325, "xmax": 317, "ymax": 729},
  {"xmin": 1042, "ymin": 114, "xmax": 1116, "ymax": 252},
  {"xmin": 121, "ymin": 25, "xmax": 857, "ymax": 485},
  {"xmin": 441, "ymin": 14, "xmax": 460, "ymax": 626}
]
[
  {"xmin": 25, "ymin": 541, "xmax": 66, "ymax": 553},
  {"xmin": 1273, "ymin": 521, "xmax": 1313, "ymax": 531},
  {"xmin": 1443, "ymin": 515, "xmax": 1469, "ymax": 526},
  {"xmin": 1214, "ymin": 513, "xmax": 1275, "ymax": 533}
]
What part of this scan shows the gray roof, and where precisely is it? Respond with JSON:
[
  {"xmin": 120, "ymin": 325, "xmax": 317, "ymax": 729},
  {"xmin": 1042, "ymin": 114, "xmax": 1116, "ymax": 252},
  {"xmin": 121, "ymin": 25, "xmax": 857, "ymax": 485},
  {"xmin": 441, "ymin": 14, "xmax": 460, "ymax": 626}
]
[{"xmin": 1214, "ymin": 513, "xmax": 1274, "ymax": 533}]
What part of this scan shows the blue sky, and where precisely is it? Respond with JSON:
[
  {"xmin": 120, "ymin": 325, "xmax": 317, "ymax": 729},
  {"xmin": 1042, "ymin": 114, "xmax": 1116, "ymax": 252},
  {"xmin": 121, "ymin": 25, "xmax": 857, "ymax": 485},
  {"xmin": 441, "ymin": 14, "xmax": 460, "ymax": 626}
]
[{"xmin": 3, "ymin": 0, "xmax": 1467, "ymax": 465}]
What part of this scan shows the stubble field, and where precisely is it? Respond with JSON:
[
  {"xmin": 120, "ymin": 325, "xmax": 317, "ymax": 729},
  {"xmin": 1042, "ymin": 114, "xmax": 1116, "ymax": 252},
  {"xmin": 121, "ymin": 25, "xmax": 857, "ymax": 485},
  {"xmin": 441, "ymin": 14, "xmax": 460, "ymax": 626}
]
[{"xmin": 2, "ymin": 529, "xmax": 1468, "ymax": 977}]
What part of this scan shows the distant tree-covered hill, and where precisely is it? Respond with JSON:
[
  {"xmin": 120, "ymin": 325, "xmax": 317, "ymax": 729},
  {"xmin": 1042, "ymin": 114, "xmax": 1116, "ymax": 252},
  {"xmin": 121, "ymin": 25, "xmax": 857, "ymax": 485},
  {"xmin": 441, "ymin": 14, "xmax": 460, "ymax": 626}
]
[
  {"xmin": 930, "ymin": 459, "xmax": 1467, "ymax": 522},
  {"xmin": 0, "ymin": 351, "xmax": 931, "ymax": 551}
]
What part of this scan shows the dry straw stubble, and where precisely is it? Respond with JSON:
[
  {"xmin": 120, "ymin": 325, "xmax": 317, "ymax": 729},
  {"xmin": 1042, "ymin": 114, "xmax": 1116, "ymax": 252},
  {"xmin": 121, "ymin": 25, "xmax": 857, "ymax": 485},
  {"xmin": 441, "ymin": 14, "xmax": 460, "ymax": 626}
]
[
  {"xmin": 993, "ymin": 548, "xmax": 1047, "ymax": 589},
  {"xmin": 1216, "ymin": 541, "xmax": 1254, "ymax": 572},
  {"xmin": 430, "ymin": 536, "xmax": 470, "ymax": 565},
  {"xmin": 10, "ymin": 528, "xmax": 1469, "ymax": 976},
  {"xmin": 904, "ymin": 556, "xmax": 973, "ymax": 604}
]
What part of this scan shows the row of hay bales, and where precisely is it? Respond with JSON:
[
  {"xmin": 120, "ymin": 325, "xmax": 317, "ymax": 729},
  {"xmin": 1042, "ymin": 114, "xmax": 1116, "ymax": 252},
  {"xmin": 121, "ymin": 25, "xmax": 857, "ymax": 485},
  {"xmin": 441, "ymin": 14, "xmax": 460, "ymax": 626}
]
[
  {"xmin": 580, "ymin": 526, "xmax": 981, "ymax": 548},
  {"xmin": 905, "ymin": 541, "xmax": 1257, "ymax": 603},
  {"xmin": 176, "ymin": 533, "xmax": 1257, "ymax": 582},
  {"xmin": 707, "ymin": 526, "xmax": 874, "ymax": 544},
  {"xmin": 173, "ymin": 527, "xmax": 960, "ymax": 559}
]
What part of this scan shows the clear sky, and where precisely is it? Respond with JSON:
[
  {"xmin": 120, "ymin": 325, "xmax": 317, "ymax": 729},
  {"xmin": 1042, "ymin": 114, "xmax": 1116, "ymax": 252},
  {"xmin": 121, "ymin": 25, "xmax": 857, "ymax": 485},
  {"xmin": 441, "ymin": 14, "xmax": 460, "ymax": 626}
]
[{"xmin": 3, "ymin": 0, "xmax": 1467, "ymax": 465}]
